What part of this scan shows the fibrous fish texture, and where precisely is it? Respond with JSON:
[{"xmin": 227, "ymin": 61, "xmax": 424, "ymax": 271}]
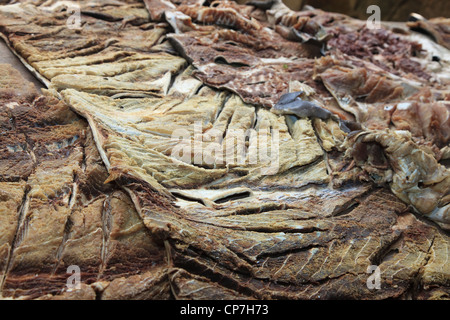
[
  {"xmin": 0, "ymin": 0, "xmax": 449, "ymax": 301},
  {"xmin": 408, "ymin": 16, "xmax": 450, "ymax": 50},
  {"xmin": 344, "ymin": 129, "xmax": 450, "ymax": 230},
  {"xmin": 314, "ymin": 53, "xmax": 450, "ymax": 148},
  {"xmin": 0, "ymin": 64, "xmax": 170, "ymax": 300}
]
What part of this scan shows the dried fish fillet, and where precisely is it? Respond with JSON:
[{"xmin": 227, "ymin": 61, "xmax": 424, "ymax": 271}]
[
  {"xmin": 0, "ymin": 64, "xmax": 169, "ymax": 299},
  {"xmin": 344, "ymin": 129, "xmax": 450, "ymax": 229},
  {"xmin": 0, "ymin": 0, "xmax": 449, "ymax": 301}
]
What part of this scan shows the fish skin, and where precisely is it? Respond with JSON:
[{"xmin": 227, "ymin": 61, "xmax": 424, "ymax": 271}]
[{"xmin": 272, "ymin": 91, "xmax": 354, "ymax": 132}]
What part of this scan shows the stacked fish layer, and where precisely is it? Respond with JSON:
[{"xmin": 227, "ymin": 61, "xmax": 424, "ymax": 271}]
[{"xmin": 0, "ymin": 0, "xmax": 449, "ymax": 299}]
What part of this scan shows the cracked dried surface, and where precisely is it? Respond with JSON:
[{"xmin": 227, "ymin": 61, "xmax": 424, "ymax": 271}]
[
  {"xmin": 0, "ymin": 0, "xmax": 449, "ymax": 300},
  {"xmin": 0, "ymin": 63, "xmax": 169, "ymax": 299}
]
